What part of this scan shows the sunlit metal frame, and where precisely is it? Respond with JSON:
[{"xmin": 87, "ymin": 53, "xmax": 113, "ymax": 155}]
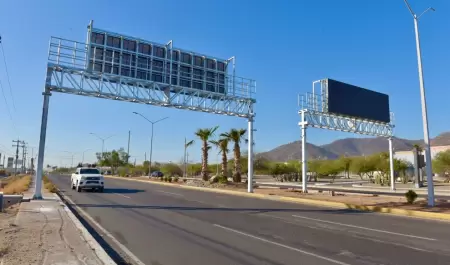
[
  {"xmin": 33, "ymin": 22, "xmax": 257, "ymax": 200},
  {"xmin": 46, "ymin": 63, "xmax": 254, "ymax": 118},
  {"xmin": 298, "ymin": 79, "xmax": 395, "ymax": 194},
  {"xmin": 299, "ymin": 79, "xmax": 394, "ymax": 137}
]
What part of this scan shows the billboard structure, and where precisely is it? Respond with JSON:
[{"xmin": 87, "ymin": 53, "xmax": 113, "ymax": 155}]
[
  {"xmin": 33, "ymin": 20, "xmax": 256, "ymax": 200},
  {"xmin": 298, "ymin": 78, "xmax": 395, "ymax": 192}
]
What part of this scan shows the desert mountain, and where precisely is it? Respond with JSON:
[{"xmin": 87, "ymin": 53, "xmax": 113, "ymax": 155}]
[{"xmin": 258, "ymin": 132, "xmax": 450, "ymax": 161}]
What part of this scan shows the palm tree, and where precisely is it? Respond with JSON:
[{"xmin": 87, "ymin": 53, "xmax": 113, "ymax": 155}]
[
  {"xmin": 184, "ymin": 138, "xmax": 195, "ymax": 177},
  {"xmin": 210, "ymin": 138, "xmax": 229, "ymax": 178},
  {"xmin": 195, "ymin": 126, "xmax": 219, "ymax": 181},
  {"xmin": 221, "ymin": 128, "xmax": 247, "ymax": 182}
]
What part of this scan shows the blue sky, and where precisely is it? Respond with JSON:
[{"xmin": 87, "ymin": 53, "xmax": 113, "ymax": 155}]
[{"xmin": 0, "ymin": 0, "xmax": 449, "ymax": 167}]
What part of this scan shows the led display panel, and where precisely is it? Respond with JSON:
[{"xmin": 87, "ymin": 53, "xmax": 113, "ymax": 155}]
[
  {"xmin": 326, "ymin": 79, "xmax": 390, "ymax": 123},
  {"xmin": 88, "ymin": 29, "xmax": 228, "ymax": 94}
]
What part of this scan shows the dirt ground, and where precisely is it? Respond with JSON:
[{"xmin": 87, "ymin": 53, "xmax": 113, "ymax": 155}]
[
  {"xmin": 125, "ymin": 176, "xmax": 450, "ymax": 214},
  {"xmin": 0, "ymin": 204, "xmax": 23, "ymax": 262}
]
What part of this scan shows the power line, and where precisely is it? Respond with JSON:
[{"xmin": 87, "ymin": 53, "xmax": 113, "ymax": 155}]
[
  {"xmin": 0, "ymin": 36, "xmax": 17, "ymax": 134},
  {"xmin": 0, "ymin": 37, "xmax": 17, "ymax": 111}
]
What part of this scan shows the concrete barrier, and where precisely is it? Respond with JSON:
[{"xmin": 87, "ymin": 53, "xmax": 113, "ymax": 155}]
[{"xmin": 0, "ymin": 192, "xmax": 24, "ymax": 212}]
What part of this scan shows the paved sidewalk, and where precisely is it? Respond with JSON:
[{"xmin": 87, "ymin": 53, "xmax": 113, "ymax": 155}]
[{"xmin": 1, "ymin": 188, "xmax": 109, "ymax": 265}]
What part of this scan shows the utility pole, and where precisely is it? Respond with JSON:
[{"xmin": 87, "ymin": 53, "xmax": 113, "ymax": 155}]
[
  {"xmin": 12, "ymin": 139, "xmax": 21, "ymax": 175},
  {"xmin": 21, "ymin": 142, "xmax": 27, "ymax": 172},
  {"xmin": 127, "ymin": 130, "xmax": 131, "ymax": 164},
  {"xmin": 144, "ymin": 152, "xmax": 147, "ymax": 162},
  {"xmin": 0, "ymin": 153, "xmax": 2, "ymax": 168}
]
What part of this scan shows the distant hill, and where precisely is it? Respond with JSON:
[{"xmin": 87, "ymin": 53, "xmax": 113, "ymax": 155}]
[{"xmin": 257, "ymin": 132, "xmax": 450, "ymax": 161}]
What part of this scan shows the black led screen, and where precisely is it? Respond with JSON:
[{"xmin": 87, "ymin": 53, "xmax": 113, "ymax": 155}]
[{"xmin": 327, "ymin": 79, "xmax": 390, "ymax": 123}]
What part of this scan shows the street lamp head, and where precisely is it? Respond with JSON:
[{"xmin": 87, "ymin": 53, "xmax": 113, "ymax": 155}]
[
  {"xmin": 132, "ymin": 111, "xmax": 138, "ymax": 115},
  {"xmin": 430, "ymin": 7, "xmax": 435, "ymax": 12}
]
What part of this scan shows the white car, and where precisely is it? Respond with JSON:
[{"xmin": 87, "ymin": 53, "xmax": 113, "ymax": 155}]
[{"xmin": 71, "ymin": 167, "xmax": 105, "ymax": 192}]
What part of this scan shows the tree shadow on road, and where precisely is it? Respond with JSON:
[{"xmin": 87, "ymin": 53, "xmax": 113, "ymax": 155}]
[{"xmin": 72, "ymin": 203, "xmax": 370, "ymax": 214}]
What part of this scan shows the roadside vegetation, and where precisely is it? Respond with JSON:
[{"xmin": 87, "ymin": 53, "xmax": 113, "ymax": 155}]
[
  {"xmin": 2, "ymin": 175, "xmax": 31, "ymax": 195},
  {"xmin": 47, "ymin": 127, "xmax": 450, "ymax": 187},
  {"xmin": 43, "ymin": 175, "xmax": 57, "ymax": 193}
]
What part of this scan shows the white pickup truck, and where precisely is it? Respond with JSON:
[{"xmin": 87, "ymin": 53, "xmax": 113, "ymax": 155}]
[{"xmin": 71, "ymin": 167, "xmax": 105, "ymax": 192}]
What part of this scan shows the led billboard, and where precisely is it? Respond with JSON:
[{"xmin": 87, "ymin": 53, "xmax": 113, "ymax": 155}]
[
  {"xmin": 88, "ymin": 29, "xmax": 228, "ymax": 94},
  {"xmin": 326, "ymin": 79, "xmax": 390, "ymax": 123}
]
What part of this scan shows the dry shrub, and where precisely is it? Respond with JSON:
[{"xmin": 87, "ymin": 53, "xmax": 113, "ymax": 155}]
[{"xmin": 3, "ymin": 175, "xmax": 31, "ymax": 195}]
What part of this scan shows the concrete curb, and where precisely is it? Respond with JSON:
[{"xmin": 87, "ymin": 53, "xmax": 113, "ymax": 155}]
[
  {"xmin": 53, "ymin": 192, "xmax": 117, "ymax": 265},
  {"xmin": 106, "ymin": 176, "xmax": 450, "ymax": 222}
]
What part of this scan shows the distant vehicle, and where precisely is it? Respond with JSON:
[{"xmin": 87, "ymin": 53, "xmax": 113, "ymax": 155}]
[
  {"xmin": 151, "ymin": 171, "xmax": 164, "ymax": 177},
  {"xmin": 71, "ymin": 167, "xmax": 104, "ymax": 192}
]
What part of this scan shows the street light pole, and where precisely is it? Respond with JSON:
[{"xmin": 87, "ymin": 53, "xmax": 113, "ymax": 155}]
[
  {"xmin": 403, "ymin": 0, "xmax": 435, "ymax": 207},
  {"xmin": 89, "ymin": 133, "xmax": 114, "ymax": 159},
  {"xmin": 150, "ymin": 122, "xmax": 154, "ymax": 176},
  {"xmin": 82, "ymin": 148, "xmax": 92, "ymax": 164},
  {"xmin": 132, "ymin": 112, "xmax": 168, "ymax": 177}
]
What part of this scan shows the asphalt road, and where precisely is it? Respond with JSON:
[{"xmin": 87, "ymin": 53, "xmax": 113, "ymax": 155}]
[{"xmin": 50, "ymin": 174, "xmax": 450, "ymax": 265}]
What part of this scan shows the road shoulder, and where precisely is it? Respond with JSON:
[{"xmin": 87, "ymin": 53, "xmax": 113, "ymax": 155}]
[{"xmin": 0, "ymin": 187, "xmax": 115, "ymax": 265}]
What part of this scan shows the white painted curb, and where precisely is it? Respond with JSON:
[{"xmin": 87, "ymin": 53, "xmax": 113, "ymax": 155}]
[
  {"xmin": 55, "ymin": 191, "xmax": 146, "ymax": 265},
  {"xmin": 53, "ymin": 193, "xmax": 117, "ymax": 265}
]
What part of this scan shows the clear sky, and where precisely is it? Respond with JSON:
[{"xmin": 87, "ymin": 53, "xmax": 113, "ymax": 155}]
[{"xmin": 0, "ymin": 0, "xmax": 449, "ymax": 167}]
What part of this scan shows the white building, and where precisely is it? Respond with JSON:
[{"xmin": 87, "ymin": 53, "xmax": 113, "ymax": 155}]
[{"xmin": 394, "ymin": 145, "xmax": 450, "ymax": 165}]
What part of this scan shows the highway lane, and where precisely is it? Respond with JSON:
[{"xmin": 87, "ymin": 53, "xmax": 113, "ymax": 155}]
[{"xmin": 50, "ymin": 174, "xmax": 450, "ymax": 265}]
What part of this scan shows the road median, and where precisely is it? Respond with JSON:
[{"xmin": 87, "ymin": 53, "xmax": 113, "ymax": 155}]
[{"xmin": 105, "ymin": 175, "xmax": 450, "ymax": 222}]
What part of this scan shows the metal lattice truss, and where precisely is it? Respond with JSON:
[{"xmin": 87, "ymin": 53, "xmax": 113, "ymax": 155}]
[
  {"xmin": 45, "ymin": 36, "xmax": 255, "ymax": 119},
  {"xmin": 46, "ymin": 64, "xmax": 255, "ymax": 118},
  {"xmin": 300, "ymin": 109, "xmax": 394, "ymax": 137}
]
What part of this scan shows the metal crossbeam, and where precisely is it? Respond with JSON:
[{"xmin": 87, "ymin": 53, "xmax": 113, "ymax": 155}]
[
  {"xmin": 46, "ymin": 64, "xmax": 255, "ymax": 118},
  {"xmin": 301, "ymin": 110, "xmax": 394, "ymax": 137}
]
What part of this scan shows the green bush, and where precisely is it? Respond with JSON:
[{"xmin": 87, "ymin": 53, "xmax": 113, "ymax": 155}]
[
  {"xmin": 173, "ymin": 177, "xmax": 179, "ymax": 182},
  {"xmin": 405, "ymin": 190, "xmax": 418, "ymax": 204},
  {"xmin": 163, "ymin": 177, "xmax": 168, "ymax": 182},
  {"xmin": 118, "ymin": 167, "xmax": 128, "ymax": 177},
  {"xmin": 167, "ymin": 177, "xmax": 172, "ymax": 183},
  {"xmin": 218, "ymin": 175, "xmax": 228, "ymax": 184}
]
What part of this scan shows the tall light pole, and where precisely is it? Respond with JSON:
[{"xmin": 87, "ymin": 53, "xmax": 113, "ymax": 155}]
[
  {"xmin": 82, "ymin": 148, "xmax": 92, "ymax": 164},
  {"xmin": 403, "ymin": 0, "xmax": 435, "ymax": 207},
  {"xmin": 89, "ymin": 133, "xmax": 114, "ymax": 158},
  {"xmin": 132, "ymin": 112, "xmax": 169, "ymax": 177}
]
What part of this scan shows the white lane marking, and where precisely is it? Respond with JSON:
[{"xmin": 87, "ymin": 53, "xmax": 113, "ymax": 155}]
[
  {"xmin": 292, "ymin": 215, "xmax": 436, "ymax": 241},
  {"xmin": 351, "ymin": 233, "xmax": 432, "ymax": 253},
  {"xmin": 113, "ymin": 193, "xmax": 131, "ymax": 199},
  {"xmin": 61, "ymin": 192, "xmax": 146, "ymax": 265},
  {"xmin": 156, "ymin": 190, "xmax": 183, "ymax": 197},
  {"xmin": 214, "ymin": 224, "xmax": 352, "ymax": 265}
]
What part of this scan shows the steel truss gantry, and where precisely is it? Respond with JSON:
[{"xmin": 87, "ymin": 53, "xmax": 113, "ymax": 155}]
[
  {"xmin": 46, "ymin": 64, "xmax": 255, "ymax": 118},
  {"xmin": 32, "ymin": 34, "xmax": 256, "ymax": 199},
  {"xmin": 298, "ymin": 80, "xmax": 395, "ymax": 193}
]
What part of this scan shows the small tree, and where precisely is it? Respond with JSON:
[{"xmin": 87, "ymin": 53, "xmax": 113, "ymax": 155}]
[
  {"xmin": 161, "ymin": 163, "xmax": 183, "ymax": 177},
  {"xmin": 433, "ymin": 150, "xmax": 450, "ymax": 182},
  {"xmin": 210, "ymin": 138, "xmax": 230, "ymax": 178},
  {"xmin": 308, "ymin": 159, "xmax": 323, "ymax": 182},
  {"xmin": 221, "ymin": 128, "xmax": 247, "ymax": 183},
  {"xmin": 338, "ymin": 156, "xmax": 352, "ymax": 179},
  {"xmin": 195, "ymin": 126, "xmax": 219, "ymax": 181}
]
